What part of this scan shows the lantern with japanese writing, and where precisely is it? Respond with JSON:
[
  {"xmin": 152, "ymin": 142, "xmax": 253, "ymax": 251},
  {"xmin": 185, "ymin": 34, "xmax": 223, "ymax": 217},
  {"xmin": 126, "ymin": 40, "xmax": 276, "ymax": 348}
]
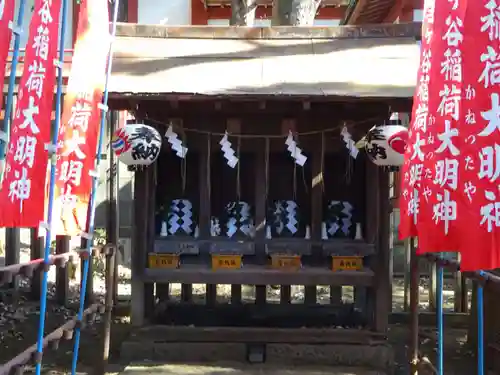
[
  {"xmin": 111, "ymin": 124, "xmax": 162, "ymax": 166},
  {"xmin": 363, "ymin": 113, "xmax": 408, "ymax": 167}
]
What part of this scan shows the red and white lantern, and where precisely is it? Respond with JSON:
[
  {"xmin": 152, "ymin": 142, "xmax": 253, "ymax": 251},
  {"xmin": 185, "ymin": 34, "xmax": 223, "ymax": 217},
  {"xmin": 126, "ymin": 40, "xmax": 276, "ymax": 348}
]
[
  {"xmin": 111, "ymin": 124, "xmax": 162, "ymax": 166},
  {"xmin": 364, "ymin": 113, "xmax": 408, "ymax": 167}
]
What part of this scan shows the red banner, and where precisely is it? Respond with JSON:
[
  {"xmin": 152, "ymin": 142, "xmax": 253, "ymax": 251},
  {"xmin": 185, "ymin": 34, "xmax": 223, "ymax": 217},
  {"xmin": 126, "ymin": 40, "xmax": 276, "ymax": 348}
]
[
  {"xmin": 52, "ymin": 0, "xmax": 109, "ymax": 236},
  {"xmin": 0, "ymin": 0, "xmax": 15, "ymax": 111},
  {"xmin": 458, "ymin": 2, "xmax": 500, "ymax": 271},
  {"xmin": 400, "ymin": 0, "xmax": 467, "ymax": 254},
  {"xmin": 399, "ymin": 0, "xmax": 438, "ymax": 240},
  {"xmin": 417, "ymin": 0, "xmax": 467, "ymax": 253},
  {"xmin": 0, "ymin": 0, "xmax": 61, "ymax": 227}
]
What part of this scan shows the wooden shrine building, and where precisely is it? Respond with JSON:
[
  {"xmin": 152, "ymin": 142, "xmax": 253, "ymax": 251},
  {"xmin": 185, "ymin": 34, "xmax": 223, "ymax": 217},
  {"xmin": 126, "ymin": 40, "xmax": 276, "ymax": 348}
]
[
  {"xmin": 107, "ymin": 22, "xmax": 420, "ymax": 334},
  {"xmin": 6, "ymin": 21, "xmax": 422, "ymax": 367}
]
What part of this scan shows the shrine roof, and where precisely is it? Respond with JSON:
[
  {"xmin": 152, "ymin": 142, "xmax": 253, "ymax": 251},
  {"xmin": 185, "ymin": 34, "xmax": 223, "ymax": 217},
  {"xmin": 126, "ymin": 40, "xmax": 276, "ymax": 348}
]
[{"xmin": 4, "ymin": 23, "xmax": 422, "ymax": 99}]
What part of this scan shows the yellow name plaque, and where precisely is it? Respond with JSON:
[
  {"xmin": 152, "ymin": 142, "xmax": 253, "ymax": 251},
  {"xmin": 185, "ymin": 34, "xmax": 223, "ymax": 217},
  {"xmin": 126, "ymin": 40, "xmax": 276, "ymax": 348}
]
[
  {"xmin": 148, "ymin": 253, "xmax": 180, "ymax": 269},
  {"xmin": 270, "ymin": 255, "xmax": 302, "ymax": 271},
  {"xmin": 211, "ymin": 255, "xmax": 242, "ymax": 270},
  {"xmin": 332, "ymin": 256, "xmax": 363, "ymax": 272}
]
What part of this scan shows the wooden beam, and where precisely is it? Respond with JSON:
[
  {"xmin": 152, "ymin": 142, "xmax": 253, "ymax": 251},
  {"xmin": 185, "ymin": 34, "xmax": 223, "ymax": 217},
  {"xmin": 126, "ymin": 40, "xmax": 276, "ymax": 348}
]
[
  {"xmin": 343, "ymin": 0, "xmax": 370, "ymax": 25},
  {"xmin": 204, "ymin": 4, "xmax": 348, "ymax": 20},
  {"xmin": 127, "ymin": 100, "xmax": 404, "ymax": 121},
  {"xmin": 383, "ymin": 0, "xmax": 408, "ymax": 23},
  {"xmin": 115, "ymin": 22, "xmax": 421, "ymax": 40}
]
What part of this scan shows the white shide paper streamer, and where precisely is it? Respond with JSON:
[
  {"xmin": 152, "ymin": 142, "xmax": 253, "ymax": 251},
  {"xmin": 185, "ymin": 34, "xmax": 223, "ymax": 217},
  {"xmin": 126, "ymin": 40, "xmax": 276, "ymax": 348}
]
[
  {"xmin": 220, "ymin": 132, "xmax": 239, "ymax": 168},
  {"xmin": 341, "ymin": 126, "xmax": 359, "ymax": 159},
  {"xmin": 165, "ymin": 125, "xmax": 188, "ymax": 158},
  {"xmin": 285, "ymin": 131, "xmax": 307, "ymax": 166}
]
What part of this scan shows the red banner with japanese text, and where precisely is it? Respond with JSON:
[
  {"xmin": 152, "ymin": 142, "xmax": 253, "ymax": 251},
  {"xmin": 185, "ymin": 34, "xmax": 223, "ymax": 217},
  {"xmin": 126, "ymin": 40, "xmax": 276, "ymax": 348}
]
[
  {"xmin": 457, "ymin": 1, "xmax": 500, "ymax": 271},
  {"xmin": 0, "ymin": 0, "xmax": 61, "ymax": 227},
  {"xmin": 416, "ymin": 0, "xmax": 467, "ymax": 253},
  {"xmin": 0, "ymin": 0, "xmax": 15, "ymax": 111},
  {"xmin": 51, "ymin": 0, "xmax": 109, "ymax": 236},
  {"xmin": 399, "ymin": 0, "xmax": 468, "ymax": 254},
  {"xmin": 399, "ymin": 0, "xmax": 439, "ymax": 240}
]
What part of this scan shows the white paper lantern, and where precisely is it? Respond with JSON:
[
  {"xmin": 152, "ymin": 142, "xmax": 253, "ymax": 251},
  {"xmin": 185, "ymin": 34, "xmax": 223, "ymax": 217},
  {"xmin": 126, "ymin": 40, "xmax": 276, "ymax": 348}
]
[
  {"xmin": 364, "ymin": 113, "xmax": 408, "ymax": 167},
  {"xmin": 363, "ymin": 112, "xmax": 408, "ymax": 167},
  {"xmin": 111, "ymin": 124, "xmax": 162, "ymax": 166}
]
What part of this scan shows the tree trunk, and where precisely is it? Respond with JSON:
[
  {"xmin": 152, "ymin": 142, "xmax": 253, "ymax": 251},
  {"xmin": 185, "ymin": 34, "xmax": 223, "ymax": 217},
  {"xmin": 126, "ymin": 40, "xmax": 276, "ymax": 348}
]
[
  {"xmin": 230, "ymin": 0, "xmax": 257, "ymax": 26},
  {"xmin": 272, "ymin": 0, "xmax": 321, "ymax": 26}
]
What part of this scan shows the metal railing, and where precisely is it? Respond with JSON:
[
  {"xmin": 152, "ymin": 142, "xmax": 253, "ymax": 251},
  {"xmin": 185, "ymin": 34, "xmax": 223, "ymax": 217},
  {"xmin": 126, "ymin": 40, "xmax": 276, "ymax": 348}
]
[
  {"xmin": 0, "ymin": 243, "xmax": 117, "ymax": 375},
  {"xmin": 408, "ymin": 240, "xmax": 498, "ymax": 375}
]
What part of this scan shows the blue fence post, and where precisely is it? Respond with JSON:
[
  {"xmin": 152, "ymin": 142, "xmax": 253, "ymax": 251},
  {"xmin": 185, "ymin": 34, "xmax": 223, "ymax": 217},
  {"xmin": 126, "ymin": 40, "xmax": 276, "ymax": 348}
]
[
  {"xmin": 70, "ymin": 1, "xmax": 120, "ymax": 374},
  {"xmin": 33, "ymin": 0, "xmax": 69, "ymax": 373},
  {"xmin": 0, "ymin": 0, "xmax": 27, "ymax": 181}
]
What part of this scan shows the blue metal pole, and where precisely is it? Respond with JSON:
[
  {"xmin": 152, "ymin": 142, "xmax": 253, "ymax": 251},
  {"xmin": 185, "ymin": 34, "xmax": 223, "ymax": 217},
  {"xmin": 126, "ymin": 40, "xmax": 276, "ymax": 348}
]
[
  {"xmin": 70, "ymin": 0, "xmax": 120, "ymax": 373},
  {"xmin": 477, "ymin": 271, "xmax": 485, "ymax": 375},
  {"xmin": 436, "ymin": 263, "xmax": 444, "ymax": 375},
  {"xmin": 34, "ymin": 0, "xmax": 68, "ymax": 373},
  {"xmin": 0, "ymin": 0, "xmax": 27, "ymax": 181}
]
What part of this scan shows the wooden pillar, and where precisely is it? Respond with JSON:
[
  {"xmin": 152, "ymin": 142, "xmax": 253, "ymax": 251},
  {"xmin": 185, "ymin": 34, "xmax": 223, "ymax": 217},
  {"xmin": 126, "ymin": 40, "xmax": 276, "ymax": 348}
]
[
  {"xmin": 145, "ymin": 164, "xmax": 156, "ymax": 318},
  {"xmin": 29, "ymin": 228, "xmax": 43, "ymax": 300},
  {"xmin": 191, "ymin": 0, "xmax": 209, "ymax": 24},
  {"xmin": 307, "ymin": 125, "xmax": 323, "ymax": 305},
  {"xmin": 55, "ymin": 235, "xmax": 70, "ymax": 306},
  {"xmin": 107, "ymin": 110, "xmax": 120, "ymax": 305},
  {"xmin": 254, "ymin": 132, "xmax": 267, "ymax": 306},
  {"xmin": 131, "ymin": 167, "xmax": 149, "ymax": 326},
  {"xmin": 409, "ymin": 238, "xmax": 420, "ymax": 375},
  {"xmin": 80, "ymin": 202, "xmax": 95, "ymax": 307},
  {"xmin": 5, "ymin": 228, "xmax": 20, "ymax": 290},
  {"xmin": 200, "ymin": 120, "xmax": 215, "ymax": 306},
  {"xmin": 363, "ymin": 157, "xmax": 379, "ymax": 319},
  {"xmin": 374, "ymin": 169, "xmax": 390, "ymax": 333},
  {"xmin": 227, "ymin": 119, "xmax": 242, "ymax": 304}
]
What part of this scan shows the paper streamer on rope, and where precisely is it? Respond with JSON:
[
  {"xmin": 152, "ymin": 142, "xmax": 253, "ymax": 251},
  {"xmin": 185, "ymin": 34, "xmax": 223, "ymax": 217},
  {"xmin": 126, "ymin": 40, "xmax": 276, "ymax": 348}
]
[
  {"xmin": 165, "ymin": 125, "xmax": 188, "ymax": 158},
  {"xmin": 285, "ymin": 131, "xmax": 307, "ymax": 166},
  {"xmin": 341, "ymin": 201, "xmax": 353, "ymax": 236},
  {"xmin": 225, "ymin": 201, "xmax": 252, "ymax": 238},
  {"xmin": 271, "ymin": 200, "xmax": 299, "ymax": 236},
  {"xmin": 341, "ymin": 126, "xmax": 359, "ymax": 159},
  {"xmin": 325, "ymin": 201, "xmax": 354, "ymax": 238},
  {"xmin": 220, "ymin": 132, "xmax": 238, "ymax": 168},
  {"xmin": 168, "ymin": 199, "xmax": 193, "ymax": 235}
]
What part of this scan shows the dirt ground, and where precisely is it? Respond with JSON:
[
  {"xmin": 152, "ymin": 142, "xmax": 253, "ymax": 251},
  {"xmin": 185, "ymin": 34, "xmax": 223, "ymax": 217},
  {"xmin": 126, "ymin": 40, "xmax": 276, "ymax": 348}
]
[{"xmin": 0, "ymin": 273, "xmax": 478, "ymax": 375}]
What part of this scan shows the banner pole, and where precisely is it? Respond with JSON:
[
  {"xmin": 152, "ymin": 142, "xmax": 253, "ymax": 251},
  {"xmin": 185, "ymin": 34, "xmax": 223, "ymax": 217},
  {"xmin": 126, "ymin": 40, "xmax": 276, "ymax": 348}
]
[
  {"xmin": 477, "ymin": 272, "xmax": 485, "ymax": 375},
  {"xmin": 70, "ymin": 0, "xmax": 120, "ymax": 373},
  {"xmin": 34, "ymin": 0, "xmax": 69, "ymax": 373},
  {"xmin": 436, "ymin": 260, "xmax": 443, "ymax": 375},
  {"xmin": 0, "ymin": 0, "xmax": 27, "ymax": 182}
]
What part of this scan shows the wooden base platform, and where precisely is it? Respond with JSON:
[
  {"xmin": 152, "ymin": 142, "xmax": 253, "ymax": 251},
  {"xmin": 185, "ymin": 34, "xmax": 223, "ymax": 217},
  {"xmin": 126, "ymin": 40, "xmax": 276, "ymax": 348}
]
[
  {"xmin": 120, "ymin": 326, "xmax": 393, "ymax": 371},
  {"xmin": 113, "ymin": 363, "xmax": 389, "ymax": 375},
  {"xmin": 143, "ymin": 266, "xmax": 374, "ymax": 286}
]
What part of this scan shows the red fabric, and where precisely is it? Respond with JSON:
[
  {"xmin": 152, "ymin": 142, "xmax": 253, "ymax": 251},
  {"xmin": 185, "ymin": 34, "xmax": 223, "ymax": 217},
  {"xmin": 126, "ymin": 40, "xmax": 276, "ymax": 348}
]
[
  {"xmin": 0, "ymin": 0, "xmax": 61, "ymax": 227},
  {"xmin": 52, "ymin": 0, "xmax": 109, "ymax": 236},
  {"xmin": 400, "ymin": 0, "xmax": 467, "ymax": 253},
  {"xmin": 399, "ymin": 0, "xmax": 500, "ymax": 271},
  {"xmin": 0, "ymin": 0, "xmax": 15, "ymax": 111},
  {"xmin": 415, "ymin": 0, "xmax": 467, "ymax": 254},
  {"xmin": 458, "ymin": 1, "xmax": 500, "ymax": 271},
  {"xmin": 399, "ymin": 0, "xmax": 441, "ymax": 241}
]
